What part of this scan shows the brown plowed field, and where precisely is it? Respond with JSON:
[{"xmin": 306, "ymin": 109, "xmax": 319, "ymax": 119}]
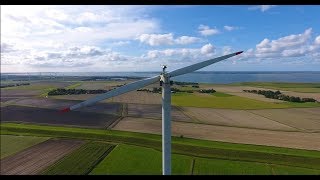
[
  {"xmin": 1, "ymin": 105, "xmax": 119, "ymax": 129},
  {"xmin": 113, "ymin": 117, "xmax": 320, "ymax": 151},
  {"xmin": 0, "ymin": 139, "xmax": 84, "ymax": 175},
  {"xmin": 127, "ymin": 103, "xmax": 194, "ymax": 122}
]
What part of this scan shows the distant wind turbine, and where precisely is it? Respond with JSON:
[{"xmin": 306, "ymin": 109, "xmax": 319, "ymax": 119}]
[{"xmin": 61, "ymin": 51, "xmax": 243, "ymax": 175}]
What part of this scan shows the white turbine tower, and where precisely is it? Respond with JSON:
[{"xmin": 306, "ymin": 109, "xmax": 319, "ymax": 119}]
[{"xmin": 61, "ymin": 51, "xmax": 243, "ymax": 175}]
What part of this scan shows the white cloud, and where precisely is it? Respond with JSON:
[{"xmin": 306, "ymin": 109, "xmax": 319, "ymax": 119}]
[
  {"xmin": 201, "ymin": 43, "xmax": 214, "ymax": 54},
  {"xmin": 240, "ymin": 28, "xmax": 319, "ymax": 60},
  {"xmin": 198, "ymin": 24, "xmax": 220, "ymax": 36},
  {"xmin": 144, "ymin": 43, "xmax": 216, "ymax": 61},
  {"xmin": 255, "ymin": 28, "xmax": 312, "ymax": 55},
  {"xmin": 315, "ymin": 36, "xmax": 320, "ymax": 45},
  {"xmin": 137, "ymin": 33, "xmax": 200, "ymax": 46},
  {"xmin": 224, "ymin": 25, "xmax": 239, "ymax": 31},
  {"xmin": 249, "ymin": 5, "xmax": 277, "ymax": 12},
  {"xmin": 112, "ymin": 41, "xmax": 131, "ymax": 46},
  {"xmin": 222, "ymin": 46, "xmax": 233, "ymax": 55},
  {"xmin": 138, "ymin": 33, "xmax": 174, "ymax": 46},
  {"xmin": 1, "ymin": 5, "xmax": 160, "ymax": 72},
  {"xmin": 1, "ymin": 6, "xmax": 159, "ymax": 49},
  {"xmin": 175, "ymin": 36, "xmax": 200, "ymax": 45}
]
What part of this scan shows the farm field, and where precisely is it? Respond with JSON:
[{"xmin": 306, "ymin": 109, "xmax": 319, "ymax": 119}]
[
  {"xmin": 1, "ymin": 79, "xmax": 320, "ymax": 174},
  {"xmin": 180, "ymin": 107, "xmax": 297, "ymax": 131},
  {"xmin": 193, "ymin": 157, "xmax": 320, "ymax": 175},
  {"xmin": 75, "ymin": 80, "xmax": 133, "ymax": 90},
  {"xmin": 9, "ymin": 98, "xmax": 122, "ymax": 115},
  {"xmin": 52, "ymin": 91, "xmax": 162, "ymax": 105},
  {"xmin": 41, "ymin": 141, "xmax": 115, "ymax": 175},
  {"xmin": 90, "ymin": 144, "xmax": 192, "ymax": 175},
  {"xmin": 235, "ymin": 82, "xmax": 320, "ymax": 93},
  {"xmin": 0, "ymin": 138, "xmax": 84, "ymax": 175},
  {"xmin": 200, "ymin": 84, "xmax": 320, "ymax": 102},
  {"xmin": 127, "ymin": 103, "xmax": 194, "ymax": 122},
  {"xmin": 113, "ymin": 117, "xmax": 320, "ymax": 150},
  {"xmin": 171, "ymin": 92, "xmax": 320, "ymax": 109},
  {"xmin": 0, "ymin": 135, "xmax": 50, "ymax": 159},
  {"xmin": 1, "ymin": 105, "xmax": 120, "ymax": 129},
  {"xmin": 1, "ymin": 123, "xmax": 320, "ymax": 174},
  {"xmin": 249, "ymin": 108, "xmax": 320, "ymax": 132}
]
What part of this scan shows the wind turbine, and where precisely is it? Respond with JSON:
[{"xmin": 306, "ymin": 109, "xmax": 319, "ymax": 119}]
[{"xmin": 60, "ymin": 51, "xmax": 243, "ymax": 175}]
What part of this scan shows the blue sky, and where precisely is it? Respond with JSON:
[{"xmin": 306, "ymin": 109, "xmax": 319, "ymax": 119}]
[{"xmin": 1, "ymin": 5, "xmax": 320, "ymax": 72}]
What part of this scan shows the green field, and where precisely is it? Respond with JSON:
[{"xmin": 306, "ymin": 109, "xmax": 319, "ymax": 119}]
[
  {"xmin": 41, "ymin": 141, "xmax": 114, "ymax": 175},
  {"xmin": 1, "ymin": 123, "xmax": 320, "ymax": 173},
  {"xmin": 193, "ymin": 158, "xmax": 320, "ymax": 175},
  {"xmin": 0, "ymin": 135, "xmax": 49, "ymax": 159},
  {"xmin": 90, "ymin": 144, "xmax": 192, "ymax": 175},
  {"xmin": 236, "ymin": 82, "xmax": 320, "ymax": 93},
  {"xmin": 65, "ymin": 82, "xmax": 83, "ymax": 89},
  {"xmin": 212, "ymin": 92, "xmax": 234, "ymax": 97},
  {"xmin": 172, "ymin": 92, "xmax": 319, "ymax": 109}
]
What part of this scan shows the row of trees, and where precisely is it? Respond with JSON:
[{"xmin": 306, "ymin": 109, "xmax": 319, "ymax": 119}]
[
  {"xmin": 174, "ymin": 81, "xmax": 199, "ymax": 86},
  {"xmin": 137, "ymin": 87, "xmax": 194, "ymax": 93},
  {"xmin": 48, "ymin": 88, "xmax": 109, "ymax": 96},
  {"xmin": 243, "ymin": 89, "xmax": 317, "ymax": 103},
  {"xmin": 1, "ymin": 83, "xmax": 30, "ymax": 88},
  {"xmin": 198, "ymin": 89, "xmax": 216, "ymax": 93}
]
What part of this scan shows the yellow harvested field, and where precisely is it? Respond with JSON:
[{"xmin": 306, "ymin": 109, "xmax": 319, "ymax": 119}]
[
  {"xmin": 249, "ymin": 108, "xmax": 320, "ymax": 132},
  {"xmin": 113, "ymin": 117, "xmax": 320, "ymax": 151},
  {"xmin": 180, "ymin": 107, "xmax": 296, "ymax": 131},
  {"xmin": 201, "ymin": 85, "xmax": 320, "ymax": 102}
]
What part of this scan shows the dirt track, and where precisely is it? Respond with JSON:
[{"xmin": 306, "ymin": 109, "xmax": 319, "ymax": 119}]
[
  {"xmin": 1, "ymin": 105, "xmax": 120, "ymax": 129},
  {"xmin": 0, "ymin": 139, "xmax": 84, "ymax": 175},
  {"xmin": 113, "ymin": 117, "xmax": 320, "ymax": 151}
]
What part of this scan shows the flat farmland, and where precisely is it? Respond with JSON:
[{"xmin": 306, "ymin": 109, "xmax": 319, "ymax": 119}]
[
  {"xmin": 90, "ymin": 144, "xmax": 193, "ymax": 175},
  {"xmin": 41, "ymin": 141, "xmax": 115, "ymax": 175},
  {"xmin": 200, "ymin": 84, "xmax": 320, "ymax": 102},
  {"xmin": 75, "ymin": 80, "xmax": 133, "ymax": 90},
  {"xmin": 180, "ymin": 107, "xmax": 296, "ymax": 131},
  {"xmin": 12, "ymin": 98, "xmax": 121, "ymax": 115},
  {"xmin": 1, "ymin": 135, "xmax": 50, "ymax": 159},
  {"xmin": 113, "ymin": 117, "xmax": 320, "ymax": 151},
  {"xmin": 127, "ymin": 103, "xmax": 194, "ymax": 122},
  {"xmin": 172, "ymin": 92, "xmax": 290, "ymax": 109},
  {"xmin": 52, "ymin": 91, "xmax": 162, "ymax": 105},
  {"xmin": 0, "ymin": 139, "xmax": 84, "ymax": 175},
  {"xmin": 249, "ymin": 108, "xmax": 320, "ymax": 132},
  {"xmin": 1, "ymin": 81, "xmax": 75, "ymax": 99},
  {"xmin": 193, "ymin": 157, "xmax": 320, "ymax": 175},
  {"xmin": 236, "ymin": 82, "xmax": 320, "ymax": 93},
  {"xmin": 1, "ymin": 105, "xmax": 120, "ymax": 129}
]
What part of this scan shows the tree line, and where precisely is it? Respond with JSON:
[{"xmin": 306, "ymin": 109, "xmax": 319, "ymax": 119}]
[
  {"xmin": 243, "ymin": 89, "xmax": 317, "ymax": 103},
  {"xmin": 48, "ymin": 88, "xmax": 109, "ymax": 96},
  {"xmin": 1, "ymin": 83, "xmax": 30, "ymax": 88}
]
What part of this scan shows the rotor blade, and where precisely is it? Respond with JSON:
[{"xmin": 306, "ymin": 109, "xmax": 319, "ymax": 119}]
[
  {"xmin": 61, "ymin": 75, "xmax": 160, "ymax": 111},
  {"xmin": 168, "ymin": 51, "xmax": 243, "ymax": 78}
]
